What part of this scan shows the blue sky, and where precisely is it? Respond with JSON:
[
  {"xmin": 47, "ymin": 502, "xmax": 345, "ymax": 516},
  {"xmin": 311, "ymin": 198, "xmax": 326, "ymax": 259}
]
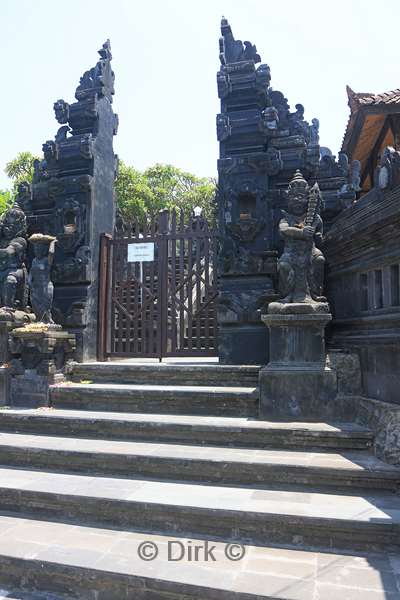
[{"xmin": 1, "ymin": 0, "xmax": 400, "ymax": 189}]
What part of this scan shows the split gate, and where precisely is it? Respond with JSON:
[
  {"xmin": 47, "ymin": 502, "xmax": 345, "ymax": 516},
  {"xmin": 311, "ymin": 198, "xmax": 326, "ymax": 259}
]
[{"xmin": 98, "ymin": 209, "xmax": 218, "ymax": 360}]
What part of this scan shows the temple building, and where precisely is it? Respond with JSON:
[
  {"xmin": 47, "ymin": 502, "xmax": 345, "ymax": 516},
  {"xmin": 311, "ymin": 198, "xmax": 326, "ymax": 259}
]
[{"xmin": 342, "ymin": 86, "xmax": 400, "ymax": 193}]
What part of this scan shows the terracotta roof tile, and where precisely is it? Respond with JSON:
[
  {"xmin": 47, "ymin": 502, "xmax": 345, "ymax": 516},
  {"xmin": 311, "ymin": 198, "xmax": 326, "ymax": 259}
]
[{"xmin": 350, "ymin": 88, "xmax": 400, "ymax": 107}]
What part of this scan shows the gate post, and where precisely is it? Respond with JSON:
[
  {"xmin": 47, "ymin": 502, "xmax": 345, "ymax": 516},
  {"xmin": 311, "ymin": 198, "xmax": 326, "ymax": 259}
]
[
  {"xmin": 158, "ymin": 210, "xmax": 170, "ymax": 361},
  {"xmin": 97, "ymin": 233, "xmax": 112, "ymax": 362}
]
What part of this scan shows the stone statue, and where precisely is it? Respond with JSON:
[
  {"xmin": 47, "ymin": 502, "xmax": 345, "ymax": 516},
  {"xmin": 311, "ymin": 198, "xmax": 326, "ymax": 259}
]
[
  {"xmin": 28, "ymin": 234, "xmax": 57, "ymax": 324},
  {"xmin": 276, "ymin": 170, "xmax": 326, "ymax": 306},
  {"xmin": 0, "ymin": 207, "xmax": 28, "ymax": 310}
]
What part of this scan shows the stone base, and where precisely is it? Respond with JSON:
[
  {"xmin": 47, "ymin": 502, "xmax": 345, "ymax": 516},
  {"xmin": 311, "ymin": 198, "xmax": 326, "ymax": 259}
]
[
  {"xmin": 268, "ymin": 301, "xmax": 330, "ymax": 315},
  {"xmin": 9, "ymin": 327, "xmax": 76, "ymax": 408},
  {"xmin": 260, "ymin": 306, "xmax": 337, "ymax": 420},
  {"xmin": 259, "ymin": 364, "xmax": 338, "ymax": 421},
  {"xmin": 218, "ymin": 323, "xmax": 268, "ymax": 365}
]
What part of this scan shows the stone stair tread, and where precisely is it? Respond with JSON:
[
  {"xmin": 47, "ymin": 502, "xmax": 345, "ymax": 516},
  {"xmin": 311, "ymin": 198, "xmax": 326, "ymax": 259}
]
[
  {"xmin": 0, "ymin": 408, "xmax": 373, "ymax": 436},
  {"xmin": 0, "ymin": 466, "xmax": 398, "ymax": 524},
  {"xmin": 52, "ymin": 382, "xmax": 258, "ymax": 394},
  {"xmin": 0, "ymin": 431, "xmax": 394, "ymax": 476},
  {"xmin": 0, "ymin": 515, "xmax": 398, "ymax": 599},
  {"xmin": 76, "ymin": 361, "xmax": 260, "ymax": 368}
]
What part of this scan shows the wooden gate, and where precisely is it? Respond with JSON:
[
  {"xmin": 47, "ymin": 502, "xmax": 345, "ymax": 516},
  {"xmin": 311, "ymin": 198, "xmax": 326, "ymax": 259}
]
[{"xmin": 98, "ymin": 209, "xmax": 218, "ymax": 360}]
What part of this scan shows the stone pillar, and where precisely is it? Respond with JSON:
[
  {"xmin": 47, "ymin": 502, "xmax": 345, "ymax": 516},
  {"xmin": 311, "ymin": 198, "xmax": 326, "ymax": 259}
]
[
  {"xmin": 259, "ymin": 306, "xmax": 337, "ymax": 420},
  {"xmin": 9, "ymin": 327, "xmax": 76, "ymax": 407}
]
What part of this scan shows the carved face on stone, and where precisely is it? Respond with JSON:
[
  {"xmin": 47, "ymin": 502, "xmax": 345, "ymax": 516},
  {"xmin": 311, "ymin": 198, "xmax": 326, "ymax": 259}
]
[
  {"xmin": 0, "ymin": 209, "xmax": 27, "ymax": 240},
  {"xmin": 287, "ymin": 171, "xmax": 309, "ymax": 216}
]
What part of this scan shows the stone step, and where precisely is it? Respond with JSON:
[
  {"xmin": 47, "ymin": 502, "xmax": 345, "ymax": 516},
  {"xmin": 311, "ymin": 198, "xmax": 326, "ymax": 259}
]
[
  {"xmin": 0, "ymin": 432, "xmax": 395, "ymax": 491},
  {"xmin": 0, "ymin": 467, "xmax": 398, "ymax": 552},
  {"xmin": 0, "ymin": 408, "xmax": 374, "ymax": 450},
  {"xmin": 0, "ymin": 591, "xmax": 66, "ymax": 600},
  {"xmin": 50, "ymin": 383, "xmax": 258, "ymax": 417},
  {"xmin": 70, "ymin": 362, "xmax": 260, "ymax": 386},
  {"xmin": 0, "ymin": 515, "xmax": 398, "ymax": 599}
]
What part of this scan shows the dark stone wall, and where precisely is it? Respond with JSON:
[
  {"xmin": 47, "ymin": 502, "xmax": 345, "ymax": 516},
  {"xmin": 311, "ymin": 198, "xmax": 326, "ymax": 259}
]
[{"xmin": 324, "ymin": 183, "xmax": 400, "ymax": 405}]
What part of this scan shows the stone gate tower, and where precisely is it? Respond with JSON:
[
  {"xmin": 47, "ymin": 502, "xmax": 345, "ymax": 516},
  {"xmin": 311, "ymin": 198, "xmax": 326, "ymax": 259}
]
[
  {"xmin": 216, "ymin": 18, "xmax": 322, "ymax": 363},
  {"xmin": 19, "ymin": 41, "xmax": 118, "ymax": 361}
]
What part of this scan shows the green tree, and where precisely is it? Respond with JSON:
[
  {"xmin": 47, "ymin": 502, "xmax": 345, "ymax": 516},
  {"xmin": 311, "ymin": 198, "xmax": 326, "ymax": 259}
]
[
  {"xmin": 0, "ymin": 189, "xmax": 13, "ymax": 214},
  {"xmin": 115, "ymin": 162, "xmax": 216, "ymax": 222},
  {"xmin": 114, "ymin": 161, "xmax": 155, "ymax": 222},
  {"xmin": 5, "ymin": 151, "xmax": 39, "ymax": 191}
]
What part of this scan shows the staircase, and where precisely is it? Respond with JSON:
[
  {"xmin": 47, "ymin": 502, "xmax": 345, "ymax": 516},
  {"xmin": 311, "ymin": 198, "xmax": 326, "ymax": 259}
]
[{"xmin": 0, "ymin": 362, "xmax": 398, "ymax": 599}]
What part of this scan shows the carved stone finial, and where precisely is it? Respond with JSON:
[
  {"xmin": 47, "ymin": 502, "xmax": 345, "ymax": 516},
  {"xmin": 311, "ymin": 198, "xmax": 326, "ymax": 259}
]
[
  {"xmin": 75, "ymin": 39, "xmax": 115, "ymax": 102},
  {"xmin": 219, "ymin": 18, "xmax": 261, "ymax": 64}
]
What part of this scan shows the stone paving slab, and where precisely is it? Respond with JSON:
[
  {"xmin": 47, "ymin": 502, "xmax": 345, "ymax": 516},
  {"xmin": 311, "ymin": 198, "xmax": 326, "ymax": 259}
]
[
  {"xmin": 0, "ymin": 432, "xmax": 395, "ymax": 491},
  {"xmin": 0, "ymin": 408, "xmax": 373, "ymax": 450},
  {"xmin": 0, "ymin": 515, "xmax": 397, "ymax": 599},
  {"xmin": 0, "ymin": 466, "xmax": 398, "ymax": 524},
  {"xmin": 0, "ymin": 431, "xmax": 386, "ymax": 469},
  {"xmin": 71, "ymin": 362, "xmax": 261, "ymax": 386},
  {"xmin": 50, "ymin": 383, "xmax": 259, "ymax": 417},
  {"xmin": 0, "ymin": 408, "xmax": 371, "ymax": 432}
]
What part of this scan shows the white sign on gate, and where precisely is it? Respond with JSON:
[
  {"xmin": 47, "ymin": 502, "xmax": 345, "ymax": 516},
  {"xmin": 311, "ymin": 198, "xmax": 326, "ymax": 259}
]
[{"xmin": 128, "ymin": 242, "xmax": 155, "ymax": 262}]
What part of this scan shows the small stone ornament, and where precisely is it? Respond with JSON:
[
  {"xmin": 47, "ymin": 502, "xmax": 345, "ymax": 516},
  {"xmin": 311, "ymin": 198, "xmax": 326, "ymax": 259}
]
[{"xmin": 28, "ymin": 234, "xmax": 59, "ymax": 327}]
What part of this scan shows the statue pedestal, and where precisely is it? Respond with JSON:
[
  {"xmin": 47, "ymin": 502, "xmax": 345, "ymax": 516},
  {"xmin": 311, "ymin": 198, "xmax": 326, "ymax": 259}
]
[
  {"xmin": 0, "ymin": 317, "xmax": 35, "ymax": 406},
  {"xmin": 259, "ymin": 303, "xmax": 337, "ymax": 420},
  {"xmin": 9, "ymin": 327, "xmax": 76, "ymax": 407}
]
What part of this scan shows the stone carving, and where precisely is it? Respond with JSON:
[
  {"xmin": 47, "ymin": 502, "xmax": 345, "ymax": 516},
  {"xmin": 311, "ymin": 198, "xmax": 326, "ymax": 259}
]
[
  {"xmin": 275, "ymin": 171, "xmax": 327, "ymax": 308},
  {"xmin": 54, "ymin": 99, "xmax": 70, "ymax": 124},
  {"xmin": 263, "ymin": 106, "xmax": 279, "ymax": 131},
  {"xmin": 14, "ymin": 182, "xmax": 32, "ymax": 213},
  {"xmin": 28, "ymin": 234, "xmax": 57, "ymax": 324},
  {"xmin": 264, "ymin": 147, "xmax": 283, "ymax": 175},
  {"xmin": 0, "ymin": 207, "xmax": 28, "ymax": 311},
  {"xmin": 216, "ymin": 114, "xmax": 231, "ymax": 141},
  {"xmin": 338, "ymin": 152, "xmax": 349, "ymax": 175},
  {"xmin": 376, "ymin": 147, "xmax": 400, "ymax": 191},
  {"xmin": 75, "ymin": 39, "xmax": 115, "ymax": 102},
  {"xmin": 309, "ymin": 118, "xmax": 319, "ymax": 145},
  {"xmin": 219, "ymin": 17, "xmax": 261, "ymax": 65}
]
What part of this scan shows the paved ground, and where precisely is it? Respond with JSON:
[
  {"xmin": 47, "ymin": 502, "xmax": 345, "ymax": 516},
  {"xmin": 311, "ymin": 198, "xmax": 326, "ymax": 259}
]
[{"xmin": 0, "ymin": 516, "xmax": 398, "ymax": 599}]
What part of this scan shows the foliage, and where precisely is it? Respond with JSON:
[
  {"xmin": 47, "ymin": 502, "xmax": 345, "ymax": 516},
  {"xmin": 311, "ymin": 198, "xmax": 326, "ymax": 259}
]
[
  {"xmin": 5, "ymin": 151, "xmax": 39, "ymax": 191},
  {"xmin": 114, "ymin": 162, "xmax": 154, "ymax": 222},
  {"xmin": 0, "ymin": 189, "xmax": 13, "ymax": 214},
  {"xmin": 1, "ymin": 153, "xmax": 217, "ymax": 223},
  {"xmin": 115, "ymin": 161, "xmax": 216, "ymax": 222}
]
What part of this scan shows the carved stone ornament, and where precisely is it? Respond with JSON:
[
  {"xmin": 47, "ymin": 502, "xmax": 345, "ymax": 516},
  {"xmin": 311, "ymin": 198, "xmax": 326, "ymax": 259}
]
[
  {"xmin": 219, "ymin": 17, "xmax": 261, "ymax": 65},
  {"xmin": 377, "ymin": 146, "xmax": 400, "ymax": 190},
  {"xmin": 216, "ymin": 114, "xmax": 231, "ymax": 141},
  {"xmin": 227, "ymin": 218, "xmax": 265, "ymax": 243},
  {"xmin": 265, "ymin": 147, "xmax": 283, "ymax": 176}
]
